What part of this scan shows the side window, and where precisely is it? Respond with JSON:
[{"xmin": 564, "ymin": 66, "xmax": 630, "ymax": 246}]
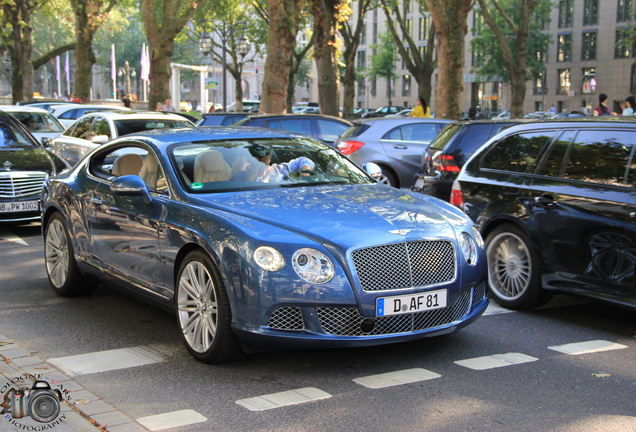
[
  {"xmin": 536, "ymin": 130, "xmax": 576, "ymax": 177},
  {"xmin": 481, "ymin": 131, "xmax": 556, "ymax": 173},
  {"xmin": 402, "ymin": 123, "xmax": 439, "ymax": 142},
  {"xmin": 70, "ymin": 117, "xmax": 94, "ymax": 140},
  {"xmin": 59, "ymin": 109, "xmax": 79, "ymax": 120},
  {"xmin": 278, "ymin": 118, "xmax": 312, "ymax": 135},
  {"xmin": 315, "ymin": 120, "xmax": 349, "ymax": 143},
  {"xmin": 89, "ymin": 145, "xmax": 147, "ymax": 180},
  {"xmin": 383, "ymin": 127, "xmax": 403, "ymax": 140},
  {"xmin": 92, "ymin": 117, "xmax": 110, "ymax": 137},
  {"xmin": 457, "ymin": 124, "xmax": 494, "ymax": 156},
  {"xmin": 564, "ymin": 130, "xmax": 635, "ymax": 186}
]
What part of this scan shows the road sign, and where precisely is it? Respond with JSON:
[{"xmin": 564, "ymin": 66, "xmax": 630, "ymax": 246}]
[{"xmin": 206, "ymin": 78, "xmax": 219, "ymax": 90}]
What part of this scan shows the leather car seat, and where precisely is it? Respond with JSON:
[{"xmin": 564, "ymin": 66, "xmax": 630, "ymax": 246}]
[
  {"xmin": 193, "ymin": 150, "xmax": 231, "ymax": 183},
  {"xmin": 112, "ymin": 153, "xmax": 143, "ymax": 177}
]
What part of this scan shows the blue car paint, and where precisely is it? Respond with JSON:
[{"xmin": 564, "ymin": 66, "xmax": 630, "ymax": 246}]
[{"xmin": 42, "ymin": 126, "xmax": 488, "ymax": 351}]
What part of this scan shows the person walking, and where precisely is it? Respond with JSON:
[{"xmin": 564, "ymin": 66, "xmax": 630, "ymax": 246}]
[
  {"xmin": 593, "ymin": 94, "xmax": 616, "ymax": 116},
  {"xmin": 409, "ymin": 97, "xmax": 431, "ymax": 118},
  {"xmin": 162, "ymin": 99, "xmax": 176, "ymax": 112},
  {"xmin": 622, "ymin": 96, "xmax": 636, "ymax": 116}
]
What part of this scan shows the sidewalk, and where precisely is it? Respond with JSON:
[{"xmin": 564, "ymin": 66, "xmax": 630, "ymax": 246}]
[{"xmin": 0, "ymin": 335, "xmax": 146, "ymax": 432}]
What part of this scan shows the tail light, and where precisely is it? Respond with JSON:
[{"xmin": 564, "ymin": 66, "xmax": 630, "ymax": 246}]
[
  {"xmin": 449, "ymin": 180, "xmax": 464, "ymax": 207},
  {"xmin": 433, "ymin": 154, "xmax": 460, "ymax": 172},
  {"xmin": 338, "ymin": 140, "xmax": 365, "ymax": 155}
]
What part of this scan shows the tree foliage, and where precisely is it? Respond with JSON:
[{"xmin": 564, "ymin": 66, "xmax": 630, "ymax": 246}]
[{"xmin": 368, "ymin": 30, "xmax": 397, "ymax": 105}]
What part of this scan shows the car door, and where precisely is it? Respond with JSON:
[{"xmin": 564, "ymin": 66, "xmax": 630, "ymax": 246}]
[
  {"xmin": 380, "ymin": 122, "xmax": 444, "ymax": 186},
  {"xmin": 530, "ymin": 128, "xmax": 636, "ymax": 297},
  {"xmin": 83, "ymin": 143, "xmax": 169, "ymax": 297}
]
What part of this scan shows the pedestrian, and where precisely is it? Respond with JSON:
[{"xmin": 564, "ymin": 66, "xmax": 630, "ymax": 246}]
[
  {"xmin": 162, "ymin": 99, "xmax": 176, "ymax": 112},
  {"xmin": 593, "ymin": 94, "xmax": 616, "ymax": 116},
  {"xmin": 122, "ymin": 94, "xmax": 131, "ymax": 108},
  {"xmin": 409, "ymin": 97, "xmax": 431, "ymax": 118},
  {"xmin": 71, "ymin": 94, "xmax": 82, "ymax": 103},
  {"xmin": 549, "ymin": 105, "xmax": 557, "ymax": 114},
  {"xmin": 622, "ymin": 96, "xmax": 636, "ymax": 116},
  {"xmin": 208, "ymin": 104, "xmax": 216, "ymax": 113},
  {"xmin": 155, "ymin": 102, "xmax": 163, "ymax": 112},
  {"xmin": 468, "ymin": 107, "xmax": 477, "ymax": 120}
]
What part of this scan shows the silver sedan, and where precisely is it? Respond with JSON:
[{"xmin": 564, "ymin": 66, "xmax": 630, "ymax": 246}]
[{"xmin": 335, "ymin": 117, "xmax": 453, "ymax": 188}]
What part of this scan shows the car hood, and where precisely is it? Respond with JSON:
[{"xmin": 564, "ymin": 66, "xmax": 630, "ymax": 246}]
[
  {"xmin": 0, "ymin": 146, "xmax": 65, "ymax": 175},
  {"xmin": 191, "ymin": 184, "xmax": 468, "ymax": 248}
]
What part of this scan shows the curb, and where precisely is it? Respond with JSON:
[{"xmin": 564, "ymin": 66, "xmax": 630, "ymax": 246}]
[{"xmin": 0, "ymin": 335, "xmax": 147, "ymax": 432}]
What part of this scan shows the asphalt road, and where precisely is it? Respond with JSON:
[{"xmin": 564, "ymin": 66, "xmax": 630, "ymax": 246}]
[{"xmin": 1, "ymin": 223, "xmax": 635, "ymax": 432}]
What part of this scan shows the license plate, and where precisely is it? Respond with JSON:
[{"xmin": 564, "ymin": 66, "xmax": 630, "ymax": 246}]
[
  {"xmin": 376, "ymin": 289, "xmax": 447, "ymax": 317},
  {"xmin": 0, "ymin": 200, "xmax": 39, "ymax": 213}
]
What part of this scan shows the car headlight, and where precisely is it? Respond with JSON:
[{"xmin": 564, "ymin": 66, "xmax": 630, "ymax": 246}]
[
  {"xmin": 292, "ymin": 248, "xmax": 334, "ymax": 284},
  {"xmin": 254, "ymin": 246, "xmax": 285, "ymax": 272},
  {"xmin": 472, "ymin": 225, "xmax": 485, "ymax": 249},
  {"xmin": 459, "ymin": 232, "xmax": 478, "ymax": 266}
]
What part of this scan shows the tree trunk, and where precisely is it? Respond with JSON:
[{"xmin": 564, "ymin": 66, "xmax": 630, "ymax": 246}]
[
  {"xmin": 147, "ymin": 40, "xmax": 174, "ymax": 108},
  {"xmin": 425, "ymin": 0, "xmax": 472, "ymax": 119},
  {"xmin": 262, "ymin": 0, "xmax": 302, "ymax": 113},
  {"xmin": 341, "ymin": 55, "xmax": 356, "ymax": 119},
  {"xmin": 311, "ymin": 0, "xmax": 341, "ymax": 117},
  {"xmin": 74, "ymin": 12, "xmax": 97, "ymax": 101},
  {"xmin": 4, "ymin": 1, "xmax": 34, "ymax": 103}
]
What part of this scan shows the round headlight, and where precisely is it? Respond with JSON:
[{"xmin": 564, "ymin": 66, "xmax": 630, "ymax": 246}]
[
  {"xmin": 292, "ymin": 248, "xmax": 335, "ymax": 284},
  {"xmin": 254, "ymin": 246, "xmax": 285, "ymax": 272},
  {"xmin": 460, "ymin": 232, "xmax": 478, "ymax": 266},
  {"xmin": 472, "ymin": 225, "xmax": 485, "ymax": 249}
]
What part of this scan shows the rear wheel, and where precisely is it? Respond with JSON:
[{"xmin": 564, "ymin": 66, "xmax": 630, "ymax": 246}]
[
  {"xmin": 485, "ymin": 224, "xmax": 551, "ymax": 309},
  {"xmin": 44, "ymin": 213, "xmax": 96, "ymax": 296},
  {"xmin": 176, "ymin": 250, "xmax": 244, "ymax": 363},
  {"xmin": 378, "ymin": 166, "xmax": 398, "ymax": 187}
]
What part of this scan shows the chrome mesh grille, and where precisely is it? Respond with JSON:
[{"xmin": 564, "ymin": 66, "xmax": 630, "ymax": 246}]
[
  {"xmin": 0, "ymin": 172, "xmax": 47, "ymax": 199},
  {"xmin": 267, "ymin": 307, "xmax": 304, "ymax": 331},
  {"xmin": 316, "ymin": 289, "xmax": 472, "ymax": 336},
  {"xmin": 473, "ymin": 281, "xmax": 487, "ymax": 305},
  {"xmin": 351, "ymin": 240, "xmax": 455, "ymax": 292}
]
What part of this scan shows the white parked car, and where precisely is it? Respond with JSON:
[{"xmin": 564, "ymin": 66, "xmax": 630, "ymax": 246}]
[
  {"xmin": 50, "ymin": 110, "xmax": 194, "ymax": 166},
  {"xmin": 0, "ymin": 105, "xmax": 66, "ymax": 145},
  {"xmin": 50, "ymin": 104, "xmax": 129, "ymax": 128}
]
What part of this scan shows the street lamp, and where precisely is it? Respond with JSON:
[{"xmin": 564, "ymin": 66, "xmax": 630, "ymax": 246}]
[
  {"xmin": 198, "ymin": 21, "xmax": 250, "ymax": 112},
  {"xmin": 118, "ymin": 61, "xmax": 136, "ymax": 96}
]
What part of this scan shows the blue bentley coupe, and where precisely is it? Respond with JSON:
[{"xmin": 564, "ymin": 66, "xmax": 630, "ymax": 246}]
[{"xmin": 42, "ymin": 127, "xmax": 488, "ymax": 363}]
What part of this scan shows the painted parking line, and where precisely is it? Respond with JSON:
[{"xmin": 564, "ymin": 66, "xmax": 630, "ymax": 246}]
[
  {"xmin": 137, "ymin": 409, "xmax": 207, "ymax": 431},
  {"xmin": 236, "ymin": 387, "xmax": 331, "ymax": 412},
  {"xmin": 548, "ymin": 340, "xmax": 628, "ymax": 355},
  {"xmin": 48, "ymin": 346, "xmax": 164, "ymax": 377},
  {"xmin": 353, "ymin": 368, "xmax": 441, "ymax": 389},
  {"xmin": 0, "ymin": 227, "xmax": 28, "ymax": 245},
  {"xmin": 455, "ymin": 352, "xmax": 538, "ymax": 370}
]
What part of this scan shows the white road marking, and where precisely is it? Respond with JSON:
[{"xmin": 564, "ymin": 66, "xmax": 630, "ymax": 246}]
[
  {"xmin": 136, "ymin": 409, "xmax": 207, "ymax": 431},
  {"xmin": 236, "ymin": 387, "xmax": 331, "ymax": 412},
  {"xmin": 353, "ymin": 368, "xmax": 441, "ymax": 389},
  {"xmin": 0, "ymin": 227, "xmax": 28, "ymax": 245},
  {"xmin": 455, "ymin": 352, "xmax": 538, "ymax": 370},
  {"xmin": 48, "ymin": 346, "xmax": 164, "ymax": 377},
  {"xmin": 483, "ymin": 302, "xmax": 514, "ymax": 316},
  {"xmin": 548, "ymin": 340, "xmax": 628, "ymax": 355}
]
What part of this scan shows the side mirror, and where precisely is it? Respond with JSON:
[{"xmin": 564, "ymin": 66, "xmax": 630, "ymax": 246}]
[
  {"xmin": 362, "ymin": 162, "xmax": 383, "ymax": 181},
  {"xmin": 41, "ymin": 137, "xmax": 52, "ymax": 147},
  {"xmin": 110, "ymin": 175, "xmax": 152, "ymax": 204},
  {"xmin": 91, "ymin": 135, "xmax": 110, "ymax": 145}
]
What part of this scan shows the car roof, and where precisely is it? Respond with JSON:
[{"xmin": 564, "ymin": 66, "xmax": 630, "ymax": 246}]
[
  {"xmin": 353, "ymin": 117, "xmax": 454, "ymax": 125},
  {"xmin": 493, "ymin": 117, "xmax": 636, "ymax": 133},
  {"xmin": 0, "ymin": 105, "xmax": 52, "ymax": 114},
  {"xmin": 51, "ymin": 104, "xmax": 129, "ymax": 112},
  {"xmin": 74, "ymin": 110, "xmax": 195, "ymax": 123},
  {"xmin": 243, "ymin": 113, "xmax": 351, "ymax": 123}
]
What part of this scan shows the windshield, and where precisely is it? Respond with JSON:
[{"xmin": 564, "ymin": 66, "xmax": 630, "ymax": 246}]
[
  {"xmin": 0, "ymin": 120, "xmax": 38, "ymax": 147},
  {"xmin": 10, "ymin": 112, "xmax": 65, "ymax": 133},
  {"xmin": 429, "ymin": 123, "xmax": 462, "ymax": 151},
  {"xmin": 114, "ymin": 119, "xmax": 193, "ymax": 136},
  {"xmin": 169, "ymin": 137, "xmax": 374, "ymax": 193}
]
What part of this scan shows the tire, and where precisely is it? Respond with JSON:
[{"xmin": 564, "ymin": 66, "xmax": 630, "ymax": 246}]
[
  {"xmin": 44, "ymin": 213, "xmax": 97, "ymax": 296},
  {"xmin": 176, "ymin": 250, "xmax": 244, "ymax": 363},
  {"xmin": 485, "ymin": 224, "xmax": 551, "ymax": 309},
  {"xmin": 378, "ymin": 166, "xmax": 398, "ymax": 188}
]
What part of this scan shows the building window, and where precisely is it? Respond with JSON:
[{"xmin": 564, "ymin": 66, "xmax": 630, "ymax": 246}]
[
  {"xmin": 617, "ymin": 0, "xmax": 632, "ymax": 22},
  {"xmin": 473, "ymin": 11, "xmax": 484, "ymax": 35},
  {"xmin": 404, "ymin": 0, "xmax": 411, "ymax": 14},
  {"xmin": 557, "ymin": 33, "xmax": 572, "ymax": 61},
  {"xmin": 581, "ymin": 31, "xmax": 596, "ymax": 60},
  {"xmin": 419, "ymin": 45, "xmax": 427, "ymax": 62},
  {"xmin": 615, "ymin": 28, "xmax": 633, "ymax": 58},
  {"xmin": 406, "ymin": 18, "xmax": 412, "ymax": 37},
  {"xmin": 357, "ymin": 50, "xmax": 366, "ymax": 69},
  {"xmin": 557, "ymin": 68, "xmax": 571, "ymax": 95},
  {"xmin": 372, "ymin": 22, "xmax": 378, "ymax": 44},
  {"xmin": 583, "ymin": 0, "xmax": 598, "ymax": 25},
  {"xmin": 402, "ymin": 75, "xmax": 411, "ymax": 97},
  {"xmin": 559, "ymin": 0, "xmax": 573, "ymax": 28},
  {"xmin": 419, "ymin": 16, "xmax": 430, "ymax": 40},
  {"xmin": 371, "ymin": 78, "xmax": 377, "ymax": 96},
  {"xmin": 361, "ymin": 22, "xmax": 367, "ymax": 46},
  {"xmin": 535, "ymin": 9, "xmax": 549, "ymax": 30},
  {"xmin": 533, "ymin": 69, "xmax": 546, "ymax": 95}
]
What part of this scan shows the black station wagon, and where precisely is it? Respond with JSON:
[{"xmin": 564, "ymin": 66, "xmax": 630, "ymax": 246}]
[{"xmin": 452, "ymin": 118, "xmax": 636, "ymax": 311}]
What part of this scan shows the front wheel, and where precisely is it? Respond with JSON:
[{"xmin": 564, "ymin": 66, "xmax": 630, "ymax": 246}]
[
  {"xmin": 378, "ymin": 166, "xmax": 398, "ymax": 188},
  {"xmin": 176, "ymin": 250, "xmax": 244, "ymax": 363},
  {"xmin": 44, "ymin": 213, "xmax": 96, "ymax": 296},
  {"xmin": 485, "ymin": 224, "xmax": 551, "ymax": 309}
]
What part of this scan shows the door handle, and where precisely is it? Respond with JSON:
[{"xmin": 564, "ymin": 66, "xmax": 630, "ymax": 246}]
[
  {"xmin": 534, "ymin": 195, "xmax": 556, "ymax": 206},
  {"xmin": 90, "ymin": 198, "xmax": 103, "ymax": 206},
  {"xmin": 393, "ymin": 145, "xmax": 408, "ymax": 149}
]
